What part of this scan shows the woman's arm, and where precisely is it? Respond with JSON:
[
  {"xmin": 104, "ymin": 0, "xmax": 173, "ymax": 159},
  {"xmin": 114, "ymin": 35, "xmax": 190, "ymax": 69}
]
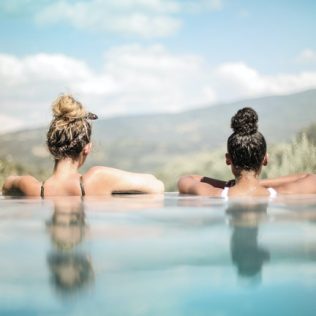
[
  {"xmin": 112, "ymin": 171, "xmax": 164, "ymax": 194},
  {"xmin": 2, "ymin": 175, "xmax": 40, "ymax": 196},
  {"xmin": 260, "ymin": 173, "xmax": 310, "ymax": 188},
  {"xmin": 258, "ymin": 173, "xmax": 316, "ymax": 195},
  {"xmin": 85, "ymin": 167, "xmax": 164, "ymax": 194},
  {"xmin": 274, "ymin": 174, "xmax": 316, "ymax": 195},
  {"xmin": 177, "ymin": 175, "xmax": 222, "ymax": 196},
  {"xmin": 2, "ymin": 176, "xmax": 25, "ymax": 196}
]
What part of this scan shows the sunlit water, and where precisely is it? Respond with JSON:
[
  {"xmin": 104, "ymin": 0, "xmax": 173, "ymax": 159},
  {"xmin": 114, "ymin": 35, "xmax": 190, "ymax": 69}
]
[{"xmin": 1, "ymin": 193, "xmax": 316, "ymax": 316}]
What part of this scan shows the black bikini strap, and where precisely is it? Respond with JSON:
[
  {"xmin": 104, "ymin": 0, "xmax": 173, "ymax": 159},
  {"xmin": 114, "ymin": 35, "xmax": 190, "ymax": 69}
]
[
  {"xmin": 80, "ymin": 176, "xmax": 85, "ymax": 197},
  {"xmin": 40, "ymin": 181, "xmax": 45, "ymax": 199}
]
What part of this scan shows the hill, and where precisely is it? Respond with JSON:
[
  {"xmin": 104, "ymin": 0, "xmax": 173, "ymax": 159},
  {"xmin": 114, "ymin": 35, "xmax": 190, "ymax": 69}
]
[{"xmin": 0, "ymin": 89, "xmax": 316, "ymax": 176}]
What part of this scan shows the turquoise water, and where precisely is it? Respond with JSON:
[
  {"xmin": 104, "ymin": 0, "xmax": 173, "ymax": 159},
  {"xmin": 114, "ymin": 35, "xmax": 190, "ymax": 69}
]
[{"xmin": 1, "ymin": 193, "xmax": 316, "ymax": 315}]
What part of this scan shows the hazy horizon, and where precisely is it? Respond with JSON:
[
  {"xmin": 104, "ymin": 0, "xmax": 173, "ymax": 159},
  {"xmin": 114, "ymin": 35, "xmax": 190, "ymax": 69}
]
[{"xmin": 1, "ymin": 87, "xmax": 315, "ymax": 136}]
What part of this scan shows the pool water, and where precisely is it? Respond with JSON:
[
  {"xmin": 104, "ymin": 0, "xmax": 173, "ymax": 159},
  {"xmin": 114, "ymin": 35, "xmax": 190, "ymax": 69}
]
[{"xmin": 1, "ymin": 193, "xmax": 316, "ymax": 315}]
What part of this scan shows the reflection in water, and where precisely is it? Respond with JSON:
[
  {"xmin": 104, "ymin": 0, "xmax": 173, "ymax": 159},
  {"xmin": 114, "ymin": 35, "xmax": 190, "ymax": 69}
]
[
  {"xmin": 46, "ymin": 201, "xmax": 85, "ymax": 250},
  {"xmin": 47, "ymin": 252, "xmax": 93, "ymax": 294},
  {"xmin": 46, "ymin": 198, "xmax": 94, "ymax": 295},
  {"xmin": 227, "ymin": 202, "xmax": 270, "ymax": 280}
]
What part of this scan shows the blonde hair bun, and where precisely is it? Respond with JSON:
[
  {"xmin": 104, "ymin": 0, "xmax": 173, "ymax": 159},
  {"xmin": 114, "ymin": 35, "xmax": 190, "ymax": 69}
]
[{"xmin": 52, "ymin": 95, "xmax": 86, "ymax": 120}]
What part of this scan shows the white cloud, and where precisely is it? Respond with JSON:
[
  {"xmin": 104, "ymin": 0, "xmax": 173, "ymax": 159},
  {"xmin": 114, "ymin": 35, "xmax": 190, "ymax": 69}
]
[
  {"xmin": 35, "ymin": 0, "xmax": 181, "ymax": 38},
  {"xmin": 215, "ymin": 62, "xmax": 266, "ymax": 97},
  {"xmin": 182, "ymin": 0, "xmax": 223, "ymax": 12},
  {"xmin": 0, "ymin": 45, "xmax": 216, "ymax": 131},
  {"xmin": 98, "ymin": 44, "xmax": 215, "ymax": 113},
  {"xmin": 1, "ymin": 47, "xmax": 316, "ymax": 133},
  {"xmin": 214, "ymin": 62, "xmax": 316, "ymax": 100},
  {"xmin": 0, "ymin": 53, "xmax": 94, "ymax": 104},
  {"xmin": 0, "ymin": 0, "xmax": 223, "ymax": 38},
  {"xmin": 0, "ymin": 53, "xmax": 105, "ymax": 130},
  {"xmin": 297, "ymin": 49, "xmax": 316, "ymax": 64}
]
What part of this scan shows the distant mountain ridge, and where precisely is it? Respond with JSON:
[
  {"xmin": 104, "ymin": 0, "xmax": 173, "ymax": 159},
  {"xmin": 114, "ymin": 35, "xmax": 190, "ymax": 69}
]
[{"xmin": 0, "ymin": 89, "xmax": 316, "ymax": 174}]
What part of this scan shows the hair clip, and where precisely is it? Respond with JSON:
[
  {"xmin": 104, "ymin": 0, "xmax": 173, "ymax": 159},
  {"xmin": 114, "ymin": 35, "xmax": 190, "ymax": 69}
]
[{"xmin": 86, "ymin": 112, "xmax": 98, "ymax": 120}]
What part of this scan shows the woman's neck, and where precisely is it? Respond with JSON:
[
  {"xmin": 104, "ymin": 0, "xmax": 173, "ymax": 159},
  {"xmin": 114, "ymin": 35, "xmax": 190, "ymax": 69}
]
[
  {"xmin": 53, "ymin": 158, "xmax": 81, "ymax": 177},
  {"xmin": 235, "ymin": 171, "xmax": 260, "ymax": 185}
]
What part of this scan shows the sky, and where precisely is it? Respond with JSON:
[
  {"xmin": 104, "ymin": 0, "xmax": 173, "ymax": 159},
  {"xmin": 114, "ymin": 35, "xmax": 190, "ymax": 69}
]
[{"xmin": 0, "ymin": 0, "xmax": 316, "ymax": 133}]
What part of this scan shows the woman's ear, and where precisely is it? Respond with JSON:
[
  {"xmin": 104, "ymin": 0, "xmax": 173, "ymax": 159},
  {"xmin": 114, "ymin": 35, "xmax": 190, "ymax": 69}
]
[
  {"xmin": 83, "ymin": 143, "xmax": 92, "ymax": 156},
  {"xmin": 263, "ymin": 153, "xmax": 269, "ymax": 166},
  {"xmin": 225, "ymin": 153, "xmax": 232, "ymax": 165}
]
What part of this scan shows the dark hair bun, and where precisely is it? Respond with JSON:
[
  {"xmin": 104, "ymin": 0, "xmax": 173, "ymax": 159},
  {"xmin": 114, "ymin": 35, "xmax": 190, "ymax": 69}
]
[{"xmin": 231, "ymin": 107, "xmax": 258, "ymax": 136}]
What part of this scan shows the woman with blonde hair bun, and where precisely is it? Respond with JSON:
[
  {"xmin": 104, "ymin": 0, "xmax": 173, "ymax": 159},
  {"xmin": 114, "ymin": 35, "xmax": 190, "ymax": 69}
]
[{"xmin": 3, "ymin": 95, "xmax": 164, "ymax": 197}]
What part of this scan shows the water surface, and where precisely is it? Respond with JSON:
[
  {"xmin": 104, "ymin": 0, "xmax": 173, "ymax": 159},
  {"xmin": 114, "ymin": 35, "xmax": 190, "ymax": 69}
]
[{"xmin": 1, "ymin": 193, "xmax": 316, "ymax": 315}]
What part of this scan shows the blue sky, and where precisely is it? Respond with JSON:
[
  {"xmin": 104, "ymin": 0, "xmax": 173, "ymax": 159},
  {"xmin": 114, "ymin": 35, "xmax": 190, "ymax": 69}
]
[{"xmin": 0, "ymin": 0, "xmax": 315, "ymax": 132}]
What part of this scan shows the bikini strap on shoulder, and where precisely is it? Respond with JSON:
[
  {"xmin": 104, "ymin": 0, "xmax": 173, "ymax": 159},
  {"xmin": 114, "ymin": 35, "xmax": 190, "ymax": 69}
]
[
  {"xmin": 80, "ymin": 176, "xmax": 85, "ymax": 197},
  {"xmin": 40, "ymin": 181, "xmax": 45, "ymax": 199},
  {"xmin": 267, "ymin": 187, "xmax": 277, "ymax": 198},
  {"xmin": 221, "ymin": 187, "xmax": 229, "ymax": 199}
]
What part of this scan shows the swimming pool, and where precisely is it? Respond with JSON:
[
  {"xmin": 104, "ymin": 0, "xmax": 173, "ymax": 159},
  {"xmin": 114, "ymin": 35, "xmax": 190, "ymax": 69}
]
[{"xmin": 1, "ymin": 193, "xmax": 316, "ymax": 315}]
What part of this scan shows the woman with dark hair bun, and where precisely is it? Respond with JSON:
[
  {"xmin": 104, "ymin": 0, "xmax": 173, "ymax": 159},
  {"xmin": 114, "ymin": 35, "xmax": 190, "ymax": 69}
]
[
  {"xmin": 228, "ymin": 107, "xmax": 267, "ymax": 174},
  {"xmin": 2, "ymin": 95, "xmax": 164, "ymax": 197},
  {"xmin": 178, "ymin": 107, "xmax": 314, "ymax": 198}
]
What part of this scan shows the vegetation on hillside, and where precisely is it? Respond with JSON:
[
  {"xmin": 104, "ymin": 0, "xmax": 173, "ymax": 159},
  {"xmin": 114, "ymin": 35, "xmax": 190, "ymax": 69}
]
[{"xmin": 300, "ymin": 122, "xmax": 316, "ymax": 145}]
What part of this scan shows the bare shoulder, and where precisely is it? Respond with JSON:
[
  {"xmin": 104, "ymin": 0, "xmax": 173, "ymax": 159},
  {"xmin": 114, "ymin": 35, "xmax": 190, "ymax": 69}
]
[
  {"xmin": 84, "ymin": 166, "xmax": 158, "ymax": 179},
  {"xmin": 84, "ymin": 166, "xmax": 127, "ymax": 178},
  {"xmin": 82, "ymin": 166, "xmax": 128, "ymax": 195}
]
